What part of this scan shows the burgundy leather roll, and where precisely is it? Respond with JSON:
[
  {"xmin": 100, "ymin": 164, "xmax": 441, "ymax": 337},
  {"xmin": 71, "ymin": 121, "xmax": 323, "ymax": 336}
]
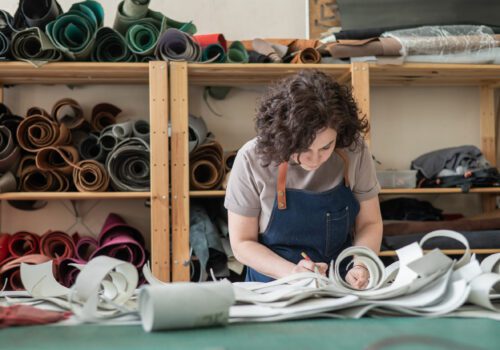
[
  {"xmin": 0, "ymin": 254, "xmax": 50, "ymax": 290},
  {"xmin": 90, "ymin": 213, "xmax": 146, "ymax": 267},
  {"xmin": 0, "ymin": 233, "xmax": 11, "ymax": 264},
  {"xmin": 35, "ymin": 145, "xmax": 80, "ymax": 175},
  {"xmin": 8, "ymin": 231, "xmax": 40, "ymax": 257},
  {"xmin": 51, "ymin": 98, "xmax": 89, "ymax": 130},
  {"xmin": 190, "ymin": 140, "xmax": 225, "ymax": 190},
  {"xmin": 56, "ymin": 257, "xmax": 85, "ymax": 287},
  {"xmin": 17, "ymin": 114, "xmax": 71, "ymax": 152},
  {"xmin": 75, "ymin": 236, "xmax": 98, "ymax": 261},
  {"xmin": 91, "ymin": 103, "xmax": 121, "ymax": 131},
  {"xmin": 40, "ymin": 230, "xmax": 75, "ymax": 259}
]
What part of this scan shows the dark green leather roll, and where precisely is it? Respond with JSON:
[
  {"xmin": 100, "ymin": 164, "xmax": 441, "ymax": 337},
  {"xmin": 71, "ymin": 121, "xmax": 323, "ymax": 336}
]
[
  {"xmin": 202, "ymin": 44, "xmax": 226, "ymax": 63},
  {"xmin": 226, "ymin": 41, "xmax": 249, "ymax": 63},
  {"xmin": 91, "ymin": 27, "xmax": 137, "ymax": 62},
  {"xmin": 46, "ymin": 0, "xmax": 104, "ymax": 60},
  {"xmin": 11, "ymin": 27, "xmax": 63, "ymax": 65}
]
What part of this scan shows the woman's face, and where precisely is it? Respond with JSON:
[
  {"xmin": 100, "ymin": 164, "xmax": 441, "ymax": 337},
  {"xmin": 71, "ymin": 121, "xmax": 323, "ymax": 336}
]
[{"xmin": 291, "ymin": 128, "xmax": 337, "ymax": 171}]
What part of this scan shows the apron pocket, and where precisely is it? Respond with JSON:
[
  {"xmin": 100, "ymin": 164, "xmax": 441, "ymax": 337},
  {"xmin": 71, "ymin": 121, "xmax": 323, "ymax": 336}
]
[{"xmin": 325, "ymin": 206, "xmax": 349, "ymax": 257}]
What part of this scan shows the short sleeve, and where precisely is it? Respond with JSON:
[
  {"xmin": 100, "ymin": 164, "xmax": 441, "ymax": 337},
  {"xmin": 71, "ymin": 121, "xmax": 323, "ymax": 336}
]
[
  {"xmin": 224, "ymin": 148, "xmax": 261, "ymax": 217},
  {"xmin": 352, "ymin": 142, "xmax": 381, "ymax": 202}
]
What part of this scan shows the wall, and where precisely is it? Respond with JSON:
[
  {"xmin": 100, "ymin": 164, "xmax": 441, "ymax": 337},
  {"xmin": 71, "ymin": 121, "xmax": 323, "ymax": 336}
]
[{"xmin": 1, "ymin": 0, "xmax": 496, "ymax": 241}]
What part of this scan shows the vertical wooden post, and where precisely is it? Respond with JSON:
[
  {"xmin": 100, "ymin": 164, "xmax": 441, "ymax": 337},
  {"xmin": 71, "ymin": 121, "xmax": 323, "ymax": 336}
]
[
  {"xmin": 149, "ymin": 61, "xmax": 170, "ymax": 282},
  {"xmin": 479, "ymin": 85, "xmax": 497, "ymax": 212},
  {"xmin": 350, "ymin": 62, "xmax": 371, "ymax": 146},
  {"xmin": 0, "ymin": 85, "xmax": 4, "ymax": 103},
  {"xmin": 170, "ymin": 62, "xmax": 190, "ymax": 281}
]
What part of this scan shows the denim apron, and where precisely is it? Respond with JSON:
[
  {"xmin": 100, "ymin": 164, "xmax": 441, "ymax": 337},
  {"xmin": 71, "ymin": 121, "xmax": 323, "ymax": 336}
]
[{"xmin": 246, "ymin": 149, "xmax": 360, "ymax": 282}]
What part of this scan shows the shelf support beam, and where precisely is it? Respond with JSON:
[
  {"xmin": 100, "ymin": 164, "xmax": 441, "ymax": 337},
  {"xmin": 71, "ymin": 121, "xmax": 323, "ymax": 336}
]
[
  {"xmin": 149, "ymin": 61, "xmax": 170, "ymax": 282},
  {"xmin": 350, "ymin": 62, "xmax": 371, "ymax": 146},
  {"xmin": 170, "ymin": 61, "xmax": 191, "ymax": 281}
]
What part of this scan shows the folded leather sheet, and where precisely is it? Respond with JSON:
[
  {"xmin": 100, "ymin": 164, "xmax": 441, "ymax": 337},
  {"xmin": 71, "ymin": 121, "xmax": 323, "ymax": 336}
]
[
  {"xmin": 40, "ymin": 230, "xmax": 76, "ymax": 260},
  {"xmin": 190, "ymin": 140, "xmax": 225, "ymax": 190},
  {"xmin": 8, "ymin": 231, "xmax": 40, "ymax": 257}
]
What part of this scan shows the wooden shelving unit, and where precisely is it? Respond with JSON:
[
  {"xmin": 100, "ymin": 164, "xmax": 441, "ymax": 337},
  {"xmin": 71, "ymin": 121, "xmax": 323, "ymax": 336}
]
[
  {"xmin": 170, "ymin": 62, "xmax": 500, "ymax": 281},
  {"xmin": 0, "ymin": 62, "xmax": 170, "ymax": 282}
]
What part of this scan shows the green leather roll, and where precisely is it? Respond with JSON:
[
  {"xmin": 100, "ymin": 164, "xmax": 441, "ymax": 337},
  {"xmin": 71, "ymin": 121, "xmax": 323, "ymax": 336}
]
[
  {"xmin": 125, "ymin": 20, "xmax": 164, "ymax": 56},
  {"xmin": 46, "ymin": 0, "xmax": 104, "ymax": 60},
  {"xmin": 91, "ymin": 27, "xmax": 137, "ymax": 62},
  {"xmin": 11, "ymin": 27, "xmax": 62, "ymax": 65},
  {"xmin": 226, "ymin": 41, "xmax": 249, "ymax": 63},
  {"xmin": 202, "ymin": 44, "xmax": 226, "ymax": 63}
]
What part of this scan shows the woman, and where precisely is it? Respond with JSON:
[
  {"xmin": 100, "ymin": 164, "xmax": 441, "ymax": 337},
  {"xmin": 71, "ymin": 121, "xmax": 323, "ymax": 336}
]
[{"xmin": 224, "ymin": 70, "xmax": 382, "ymax": 289}]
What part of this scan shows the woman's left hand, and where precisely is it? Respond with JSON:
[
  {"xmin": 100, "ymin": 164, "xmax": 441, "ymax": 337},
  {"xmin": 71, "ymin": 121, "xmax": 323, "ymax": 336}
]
[{"xmin": 346, "ymin": 264, "xmax": 370, "ymax": 290}]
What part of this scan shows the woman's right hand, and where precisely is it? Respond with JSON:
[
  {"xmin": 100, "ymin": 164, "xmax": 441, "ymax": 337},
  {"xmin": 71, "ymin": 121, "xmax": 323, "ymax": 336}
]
[{"xmin": 291, "ymin": 259, "xmax": 328, "ymax": 276}]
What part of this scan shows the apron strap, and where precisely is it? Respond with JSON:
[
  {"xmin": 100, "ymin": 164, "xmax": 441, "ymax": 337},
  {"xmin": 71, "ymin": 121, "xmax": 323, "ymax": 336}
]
[
  {"xmin": 334, "ymin": 148, "xmax": 350, "ymax": 187},
  {"xmin": 276, "ymin": 149, "xmax": 350, "ymax": 210},
  {"xmin": 277, "ymin": 162, "xmax": 288, "ymax": 210}
]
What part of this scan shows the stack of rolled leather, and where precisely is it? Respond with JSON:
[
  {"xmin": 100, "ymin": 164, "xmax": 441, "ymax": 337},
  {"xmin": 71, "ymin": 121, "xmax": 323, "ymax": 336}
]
[{"xmin": 0, "ymin": 212, "xmax": 147, "ymax": 289}]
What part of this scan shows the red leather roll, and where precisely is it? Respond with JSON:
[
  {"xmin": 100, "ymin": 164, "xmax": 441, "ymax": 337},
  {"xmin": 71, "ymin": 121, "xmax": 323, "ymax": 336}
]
[
  {"xmin": 40, "ymin": 230, "xmax": 75, "ymax": 260},
  {"xmin": 8, "ymin": 231, "xmax": 40, "ymax": 257},
  {"xmin": 0, "ymin": 254, "xmax": 50, "ymax": 290},
  {"xmin": 193, "ymin": 33, "xmax": 227, "ymax": 51},
  {"xmin": 0, "ymin": 233, "xmax": 11, "ymax": 264}
]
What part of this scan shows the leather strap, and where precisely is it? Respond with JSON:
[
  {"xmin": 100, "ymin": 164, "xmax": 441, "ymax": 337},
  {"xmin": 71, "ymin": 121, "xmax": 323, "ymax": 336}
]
[
  {"xmin": 8, "ymin": 231, "xmax": 40, "ymax": 257},
  {"xmin": 106, "ymin": 137, "xmax": 150, "ymax": 191},
  {"xmin": 17, "ymin": 114, "xmax": 71, "ymax": 152},
  {"xmin": 51, "ymin": 98, "xmax": 89, "ymax": 130},
  {"xmin": 14, "ymin": 0, "xmax": 62, "ymax": 30},
  {"xmin": 0, "ymin": 126, "xmax": 21, "ymax": 173},
  {"xmin": 91, "ymin": 27, "xmax": 137, "ymax": 62},
  {"xmin": 40, "ymin": 230, "xmax": 75, "ymax": 260},
  {"xmin": 45, "ymin": 1, "xmax": 104, "ymax": 60},
  {"xmin": 91, "ymin": 103, "xmax": 122, "ymax": 131},
  {"xmin": 276, "ymin": 162, "xmax": 288, "ymax": 210},
  {"xmin": 155, "ymin": 28, "xmax": 201, "ymax": 62}
]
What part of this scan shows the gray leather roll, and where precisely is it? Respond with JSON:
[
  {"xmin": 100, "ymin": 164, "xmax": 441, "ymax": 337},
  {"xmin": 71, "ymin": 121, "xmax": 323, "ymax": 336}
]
[
  {"xmin": 0, "ymin": 126, "xmax": 21, "ymax": 173},
  {"xmin": 188, "ymin": 115, "xmax": 208, "ymax": 153},
  {"xmin": 0, "ymin": 32, "xmax": 9, "ymax": 60},
  {"xmin": 14, "ymin": 0, "xmax": 62, "ymax": 30},
  {"xmin": 0, "ymin": 171, "xmax": 17, "ymax": 193},
  {"xmin": 132, "ymin": 120, "xmax": 150, "ymax": 142},
  {"xmin": 155, "ymin": 28, "xmax": 201, "ymax": 62},
  {"xmin": 0, "ymin": 10, "xmax": 16, "ymax": 36},
  {"xmin": 0, "ymin": 108, "xmax": 23, "ymax": 143},
  {"xmin": 99, "ymin": 124, "xmax": 119, "ymax": 152},
  {"xmin": 78, "ymin": 133, "xmax": 106, "ymax": 163},
  {"xmin": 112, "ymin": 121, "xmax": 134, "ymax": 139},
  {"xmin": 106, "ymin": 137, "xmax": 150, "ymax": 191},
  {"xmin": 11, "ymin": 27, "xmax": 63, "ymax": 65}
]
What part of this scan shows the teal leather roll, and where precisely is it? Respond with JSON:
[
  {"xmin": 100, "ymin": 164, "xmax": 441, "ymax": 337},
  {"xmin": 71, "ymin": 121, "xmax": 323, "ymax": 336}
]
[
  {"xmin": 46, "ymin": 0, "xmax": 104, "ymax": 60},
  {"xmin": 91, "ymin": 27, "xmax": 137, "ymax": 62},
  {"xmin": 202, "ymin": 44, "xmax": 226, "ymax": 63},
  {"xmin": 11, "ymin": 27, "xmax": 62, "ymax": 65}
]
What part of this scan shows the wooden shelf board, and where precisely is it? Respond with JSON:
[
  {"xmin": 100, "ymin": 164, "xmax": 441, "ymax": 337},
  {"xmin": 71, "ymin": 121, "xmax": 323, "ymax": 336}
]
[
  {"xmin": 0, "ymin": 62, "xmax": 149, "ymax": 84},
  {"xmin": 370, "ymin": 63, "xmax": 500, "ymax": 86},
  {"xmin": 190, "ymin": 188, "xmax": 500, "ymax": 197},
  {"xmin": 379, "ymin": 248, "xmax": 500, "ymax": 257},
  {"xmin": 0, "ymin": 192, "xmax": 151, "ymax": 200},
  {"xmin": 186, "ymin": 63, "xmax": 351, "ymax": 85}
]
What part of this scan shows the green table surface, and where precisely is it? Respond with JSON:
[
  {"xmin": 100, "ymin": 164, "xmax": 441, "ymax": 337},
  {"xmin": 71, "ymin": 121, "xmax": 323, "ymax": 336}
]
[{"xmin": 2, "ymin": 317, "xmax": 499, "ymax": 350}]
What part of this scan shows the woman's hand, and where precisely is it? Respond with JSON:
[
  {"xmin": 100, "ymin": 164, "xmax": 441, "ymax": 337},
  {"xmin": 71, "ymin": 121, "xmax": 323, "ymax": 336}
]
[
  {"xmin": 291, "ymin": 259, "xmax": 328, "ymax": 276},
  {"xmin": 346, "ymin": 263, "xmax": 370, "ymax": 290}
]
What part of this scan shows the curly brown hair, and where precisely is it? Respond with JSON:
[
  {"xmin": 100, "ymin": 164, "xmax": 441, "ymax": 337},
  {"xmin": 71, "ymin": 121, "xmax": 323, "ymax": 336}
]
[{"xmin": 255, "ymin": 69, "xmax": 369, "ymax": 166}]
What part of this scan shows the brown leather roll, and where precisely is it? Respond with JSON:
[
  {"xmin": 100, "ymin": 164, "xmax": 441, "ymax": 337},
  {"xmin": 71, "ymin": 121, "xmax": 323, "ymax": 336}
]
[
  {"xmin": 291, "ymin": 47, "xmax": 321, "ymax": 64},
  {"xmin": 189, "ymin": 140, "xmax": 225, "ymax": 190},
  {"xmin": 20, "ymin": 165, "xmax": 70, "ymax": 192},
  {"xmin": 17, "ymin": 114, "xmax": 71, "ymax": 152},
  {"xmin": 35, "ymin": 145, "xmax": 80, "ymax": 175},
  {"xmin": 73, "ymin": 159, "xmax": 110, "ymax": 192},
  {"xmin": 40, "ymin": 230, "xmax": 75, "ymax": 259},
  {"xmin": 91, "ymin": 103, "xmax": 122, "ymax": 131},
  {"xmin": 223, "ymin": 150, "xmax": 237, "ymax": 172},
  {"xmin": 26, "ymin": 106, "xmax": 50, "ymax": 118},
  {"xmin": 51, "ymin": 98, "xmax": 89, "ymax": 130},
  {"xmin": 16, "ymin": 154, "xmax": 36, "ymax": 178}
]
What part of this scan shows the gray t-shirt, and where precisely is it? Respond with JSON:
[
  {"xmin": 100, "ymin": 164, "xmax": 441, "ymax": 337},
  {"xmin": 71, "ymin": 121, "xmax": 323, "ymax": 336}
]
[{"xmin": 224, "ymin": 137, "xmax": 380, "ymax": 233}]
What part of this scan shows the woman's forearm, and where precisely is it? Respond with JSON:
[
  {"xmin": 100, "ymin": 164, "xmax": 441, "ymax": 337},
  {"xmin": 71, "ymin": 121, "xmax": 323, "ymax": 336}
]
[
  {"xmin": 353, "ymin": 221, "xmax": 383, "ymax": 254},
  {"xmin": 232, "ymin": 240, "xmax": 296, "ymax": 279}
]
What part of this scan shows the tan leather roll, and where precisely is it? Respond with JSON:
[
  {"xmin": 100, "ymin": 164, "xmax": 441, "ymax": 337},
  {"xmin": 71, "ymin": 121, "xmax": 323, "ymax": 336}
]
[
  {"xmin": 73, "ymin": 159, "xmax": 110, "ymax": 192},
  {"xmin": 35, "ymin": 145, "xmax": 80, "ymax": 175},
  {"xmin": 91, "ymin": 103, "xmax": 122, "ymax": 131},
  {"xmin": 291, "ymin": 47, "xmax": 321, "ymax": 64},
  {"xmin": 51, "ymin": 98, "xmax": 89, "ymax": 130},
  {"xmin": 17, "ymin": 114, "xmax": 71, "ymax": 152},
  {"xmin": 20, "ymin": 165, "xmax": 70, "ymax": 192},
  {"xmin": 189, "ymin": 140, "xmax": 225, "ymax": 190}
]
